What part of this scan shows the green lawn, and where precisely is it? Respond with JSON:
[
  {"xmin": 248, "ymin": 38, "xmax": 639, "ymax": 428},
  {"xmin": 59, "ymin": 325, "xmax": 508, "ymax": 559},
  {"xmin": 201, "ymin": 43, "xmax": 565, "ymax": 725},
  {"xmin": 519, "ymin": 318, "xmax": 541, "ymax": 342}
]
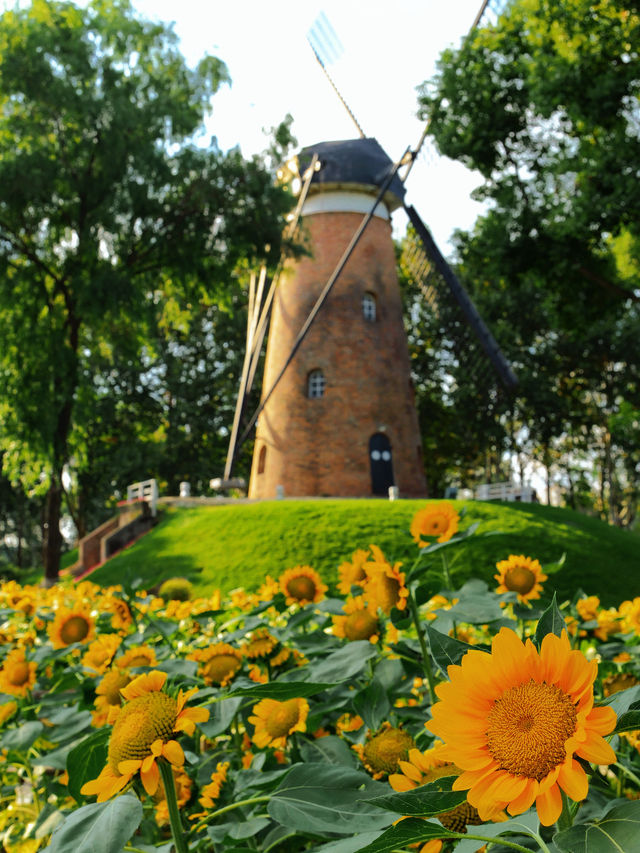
[{"xmin": 85, "ymin": 499, "xmax": 640, "ymax": 607}]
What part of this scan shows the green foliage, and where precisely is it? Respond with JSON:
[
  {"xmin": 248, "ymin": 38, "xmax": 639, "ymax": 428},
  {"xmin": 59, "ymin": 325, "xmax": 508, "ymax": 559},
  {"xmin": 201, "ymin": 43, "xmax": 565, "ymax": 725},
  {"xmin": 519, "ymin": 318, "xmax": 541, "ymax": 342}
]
[
  {"xmin": 0, "ymin": 0, "xmax": 292, "ymax": 579},
  {"xmin": 86, "ymin": 500, "xmax": 640, "ymax": 606},
  {"xmin": 413, "ymin": 0, "xmax": 640, "ymax": 522}
]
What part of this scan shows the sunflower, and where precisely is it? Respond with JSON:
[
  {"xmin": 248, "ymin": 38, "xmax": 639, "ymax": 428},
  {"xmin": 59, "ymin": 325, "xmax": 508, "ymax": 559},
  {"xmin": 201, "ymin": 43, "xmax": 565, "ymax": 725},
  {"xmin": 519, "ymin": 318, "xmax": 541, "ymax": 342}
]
[
  {"xmin": 354, "ymin": 724, "xmax": 415, "ymax": 779},
  {"xmin": 594, "ymin": 608, "xmax": 622, "ymax": 641},
  {"xmin": 198, "ymin": 761, "xmax": 230, "ymax": 809},
  {"xmin": 114, "ymin": 645, "xmax": 158, "ymax": 670},
  {"xmin": 0, "ymin": 648, "xmax": 37, "ymax": 697},
  {"xmin": 257, "ymin": 575, "xmax": 280, "ymax": 601},
  {"xmin": 603, "ymin": 671, "xmax": 638, "ymax": 697},
  {"xmin": 619, "ymin": 597, "xmax": 640, "ymax": 634},
  {"xmin": 389, "ymin": 746, "xmax": 506, "ymax": 853},
  {"xmin": 102, "ymin": 596, "xmax": 133, "ymax": 632},
  {"xmin": 362, "ymin": 545, "xmax": 408, "ymax": 614},
  {"xmin": 48, "ymin": 608, "xmax": 96, "ymax": 648},
  {"xmin": 279, "ymin": 565, "xmax": 327, "ymax": 605},
  {"xmin": 494, "ymin": 555, "xmax": 547, "ymax": 604},
  {"xmin": 0, "ymin": 701, "xmax": 18, "ymax": 726},
  {"xmin": 249, "ymin": 697, "xmax": 309, "ymax": 749},
  {"xmin": 92, "ymin": 668, "xmax": 133, "ymax": 726},
  {"xmin": 426, "ymin": 627, "xmax": 617, "ymax": 826},
  {"xmin": 332, "ymin": 597, "xmax": 381, "ymax": 643},
  {"xmin": 190, "ymin": 644, "xmax": 242, "ymax": 686},
  {"xmin": 242, "ymin": 628, "xmax": 278, "ymax": 659},
  {"xmin": 337, "ymin": 548, "xmax": 370, "ymax": 595},
  {"xmin": 410, "ymin": 502, "xmax": 459, "ymax": 548},
  {"xmin": 576, "ymin": 595, "xmax": 600, "ymax": 622},
  {"xmin": 81, "ymin": 635, "xmax": 123, "ymax": 675},
  {"xmin": 336, "ymin": 713, "xmax": 365, "ymax": 737},
  {"xmin": 80, "ymin": 670, "xmax": 209, "ymax": 802}
]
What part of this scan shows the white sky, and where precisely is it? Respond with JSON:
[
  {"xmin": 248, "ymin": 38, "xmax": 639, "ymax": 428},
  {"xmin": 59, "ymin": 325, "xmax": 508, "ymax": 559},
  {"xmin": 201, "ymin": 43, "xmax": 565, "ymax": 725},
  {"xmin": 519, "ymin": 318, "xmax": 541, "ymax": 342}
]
[
  {"xmin": 2, "ymin": 0, "xmax": 490, "ymax": 252},
  {"xmin": 133, "ymin": 0, "xmax": 489, "ymax": 252}
]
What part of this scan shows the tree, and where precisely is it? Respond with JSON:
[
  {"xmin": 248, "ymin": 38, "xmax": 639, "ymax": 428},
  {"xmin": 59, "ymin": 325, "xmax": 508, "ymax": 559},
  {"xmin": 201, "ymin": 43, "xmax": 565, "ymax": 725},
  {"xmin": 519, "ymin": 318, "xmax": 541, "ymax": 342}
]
[
  {"xmin": 0, "ymin": 0, "xmax": 292, "ymax": 582},
  {"xmin": 417, "ymin": 0, "xmax": 640, "ymax": 517}
]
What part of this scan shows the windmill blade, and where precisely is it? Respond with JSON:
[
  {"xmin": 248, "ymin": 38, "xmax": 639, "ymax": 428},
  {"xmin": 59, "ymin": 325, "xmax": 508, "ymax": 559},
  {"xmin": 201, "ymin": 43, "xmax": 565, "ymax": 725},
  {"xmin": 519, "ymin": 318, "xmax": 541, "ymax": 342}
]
[
  {"xmin": 307, "ymin": 13, "xmax": 365, "ymax": 138},
  {"xmin": 222, "ymin": 154, "xmax": 320, "ymax": 480},
  {"xmin": 402, "ymin": 203, "xmax": 518, "ymax": 393}
]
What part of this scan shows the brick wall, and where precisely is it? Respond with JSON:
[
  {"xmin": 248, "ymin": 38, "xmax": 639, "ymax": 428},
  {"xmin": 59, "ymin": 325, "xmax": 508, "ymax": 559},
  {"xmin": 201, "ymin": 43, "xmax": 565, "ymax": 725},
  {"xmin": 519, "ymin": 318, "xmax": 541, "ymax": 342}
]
[{"xmin": 249, "ymin": 205, "xmax": 427, "ymax": 499}]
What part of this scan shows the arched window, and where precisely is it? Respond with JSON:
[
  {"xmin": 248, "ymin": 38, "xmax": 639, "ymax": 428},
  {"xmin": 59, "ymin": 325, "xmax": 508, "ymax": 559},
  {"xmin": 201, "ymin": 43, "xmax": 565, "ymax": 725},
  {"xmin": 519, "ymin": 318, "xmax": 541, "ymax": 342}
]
[
  {"xmin": 362, "ymin": 292, "xmax": 377, "ymax": 322},
  {"xmin": 307, "ymin": 369, "xmax": 325, "ymax": 398},
  {"xmin": 257, "ymin": 445, "xmax": 267, "ymax": 474}
]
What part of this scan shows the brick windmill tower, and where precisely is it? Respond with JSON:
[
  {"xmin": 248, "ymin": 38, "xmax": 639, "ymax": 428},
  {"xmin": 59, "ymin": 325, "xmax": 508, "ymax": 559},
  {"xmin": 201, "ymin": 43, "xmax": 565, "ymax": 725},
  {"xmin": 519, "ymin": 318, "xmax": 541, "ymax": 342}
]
[
  {"xmin": 248, "ymin": 137, "xmax": 427, "ymax": 500},
  {"xmin": 221, "ymin": 13, "xmax": 516, "ymax": 501}
]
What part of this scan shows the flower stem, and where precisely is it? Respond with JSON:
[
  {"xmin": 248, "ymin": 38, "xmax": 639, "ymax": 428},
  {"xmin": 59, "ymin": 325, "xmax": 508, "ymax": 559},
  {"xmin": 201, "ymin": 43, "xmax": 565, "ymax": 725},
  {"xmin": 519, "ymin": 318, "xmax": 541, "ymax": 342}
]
[
  {"xmin": 159, "ymin": 759, "xmax": 188, "ymax": 853},
  {"xmin": 407, "ymin": 588, "xmax": 438, "ymax": 705},
  {"xmin": 191, "ymin": 795, "xmax": 272, "ymax": 834}
]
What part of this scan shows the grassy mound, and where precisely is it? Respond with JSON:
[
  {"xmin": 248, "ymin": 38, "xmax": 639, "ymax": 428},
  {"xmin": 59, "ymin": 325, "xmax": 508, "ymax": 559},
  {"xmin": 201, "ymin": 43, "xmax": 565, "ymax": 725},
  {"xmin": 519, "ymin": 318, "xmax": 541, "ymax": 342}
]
[{"xmin": 85, "ymin": 499, "xmax": 639, "ymax": 607}]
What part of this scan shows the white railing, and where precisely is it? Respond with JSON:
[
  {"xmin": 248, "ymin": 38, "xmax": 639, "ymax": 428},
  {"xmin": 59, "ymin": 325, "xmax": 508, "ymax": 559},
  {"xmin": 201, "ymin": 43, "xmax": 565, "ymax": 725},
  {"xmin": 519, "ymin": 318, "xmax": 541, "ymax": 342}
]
[
  {"xmin": 126, "ymin": 479, "xmax": 158, "ymax": 517},
  {"xmin": 475, "ymin": 482, "xmax": 535, "ymax": 502}
]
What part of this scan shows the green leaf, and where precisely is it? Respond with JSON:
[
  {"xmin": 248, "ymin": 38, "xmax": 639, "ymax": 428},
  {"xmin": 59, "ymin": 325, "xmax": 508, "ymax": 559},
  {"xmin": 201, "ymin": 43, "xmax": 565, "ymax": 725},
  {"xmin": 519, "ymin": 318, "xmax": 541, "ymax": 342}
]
[
  {"xmin": 350, "ymin": 816, "xmax": 456, "ymax": 852},
  {"xmin": 43, "ymin": 794, "xmax": 143, "ymax": 853},
  {"xmin": 613, "ymin": 708, "xmax": 640, "ymax": 734},
  {"xmin": 269, "ymin": 763, "xmax": 395, "ymax": 835},
  {"xmin": 298, "ymin": 735, "xmax": 358, "ymax": 767},
  {"xmin": 66, "ymin": 728, "xmax": 110, "ymax": 804},
  {"xmin": 554, "ymin": 800, "xmax": 640, "ymax": 852},
  {"xmin": 311, "ymin": 833, "xmax": 386, "ymax": 853},
  {"xmin": 601, "ymin": 685, "xmax": 640, "ymax": 715},
  {"xmin": 353, "ymin": 680, "xmax": 391, "ymax": 731},
  {"xmin": 442, "ymin": 593, "xmax": 504, "ymax": 624},
  {"xmin": 199, "ymin": 696, "xmax": 244, "ymax": 737},
  {"xmin": 535, "ymin": 592, "xmax": 567, "ymax": 646},
  {"xmin": 228, "ymin": 817, "xmax": 272, "ymax": 839},
  {"xmin": 427, "ymin": 626, "xmax": 488, "ymax": 674},
  {"xmin": 307, "ymin": 641, "xmax": 378, "ymax": 683},
  {"xmin": 365, "ymin": 776, "xmax": 467, "ymax": 817},
  {"xmin": 226, "ymin": 681, "xmax": 334, "ymax": 700},
  {"xmin": 2, "ymin": 720, "xmax": 44, "ymax": 751}
]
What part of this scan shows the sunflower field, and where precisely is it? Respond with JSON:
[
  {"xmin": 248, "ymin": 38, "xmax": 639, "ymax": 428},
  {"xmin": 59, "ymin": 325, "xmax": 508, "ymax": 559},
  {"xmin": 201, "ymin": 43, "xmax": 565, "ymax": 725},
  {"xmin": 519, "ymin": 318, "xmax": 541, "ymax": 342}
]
[{"xmin": 0, "ymin": 502, "xmax": 639, "ymax": 853}]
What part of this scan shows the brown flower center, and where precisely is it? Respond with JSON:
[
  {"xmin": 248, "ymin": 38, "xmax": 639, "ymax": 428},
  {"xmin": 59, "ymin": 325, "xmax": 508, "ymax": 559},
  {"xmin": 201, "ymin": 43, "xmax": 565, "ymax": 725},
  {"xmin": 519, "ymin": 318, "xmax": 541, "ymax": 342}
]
[
  {"xmin": 372, "ymin": 575, "xmax": 400, "ymax": 614},
  {"xmin": 60, "ymin": 616, "xmax": 91, "ymax": 645},
  {"xmin": 264, "ymin": 699, "xmax": 302, "ymax": 738},
  {"xmin": 8, "ymin": 661, "xmax": 30, "ymax": 686},
  {"xmin": 286, "ymin": 576, "xmax": 316, "ymax": 602},
  {"xmin": 344, "ymin": 610, "xmax": 379, "ymax": 642},
  {"xmin": 126, "ymin": 654, "xmax": 154, "ymax": 668},
  {"xmin": 108, "ymin": 691, "xmax": 177, "ymax": 772},
  {"xmin": 423, "ymin": 514, "xmax": 448, "ymax": 535},
  {"xmin": 486, "ymin": 680, "xmax": 577, "ymax": 781},
  {"xmin": 203, "ymin": 655, "xmax": 241, "ymax": 685},
  {"xmin": 102, "ymin": 671, "xmax": 132, "ymax": 705},
  {"xmin": 504, "ymin": 566, "xmax": 536, "ymax": 595},
  {"xmin": 363, "ymin": 728, "xmax": 415, "ymax": 774},
  {"xmin": 439, "ymin": 800, "xmax": 484, "ymax": 832}
]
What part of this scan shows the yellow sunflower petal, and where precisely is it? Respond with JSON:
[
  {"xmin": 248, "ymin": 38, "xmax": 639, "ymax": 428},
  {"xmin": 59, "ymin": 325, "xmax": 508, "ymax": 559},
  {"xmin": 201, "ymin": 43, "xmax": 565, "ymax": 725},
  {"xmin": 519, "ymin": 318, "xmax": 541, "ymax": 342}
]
[
  {"xmin": 536, "ymin": 783, "xmax": 563, "ymax": 826},
  {"xmin": 121, "ymin": 670, "xmax": 167, "ymax": 701},
  {"xmin": 140, "ymin": 759, "xmax": 160, "ymax": 795},
  {"xmin": 162, "ymin": 739, "xmax": 185, "ymax": 766},
  {"xmin": 557, "ymin": 758, "xmax": 588, "ymax": 803}
]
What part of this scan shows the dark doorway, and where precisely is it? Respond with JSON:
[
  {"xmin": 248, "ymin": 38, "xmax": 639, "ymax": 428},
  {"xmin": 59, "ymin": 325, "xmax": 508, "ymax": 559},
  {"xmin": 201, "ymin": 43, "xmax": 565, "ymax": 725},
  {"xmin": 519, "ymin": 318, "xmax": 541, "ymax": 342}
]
[{"xmin": 369, "ymin": 433, "xmax": 395, "ymax": 495}]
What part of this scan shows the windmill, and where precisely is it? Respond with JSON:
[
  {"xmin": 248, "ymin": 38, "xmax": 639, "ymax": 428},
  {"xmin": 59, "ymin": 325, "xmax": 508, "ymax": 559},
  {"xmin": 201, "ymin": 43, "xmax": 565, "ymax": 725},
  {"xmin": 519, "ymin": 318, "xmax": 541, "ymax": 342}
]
[{"xmin": 221, "ymin": 0, "xmax": 516, "ymax": 499}]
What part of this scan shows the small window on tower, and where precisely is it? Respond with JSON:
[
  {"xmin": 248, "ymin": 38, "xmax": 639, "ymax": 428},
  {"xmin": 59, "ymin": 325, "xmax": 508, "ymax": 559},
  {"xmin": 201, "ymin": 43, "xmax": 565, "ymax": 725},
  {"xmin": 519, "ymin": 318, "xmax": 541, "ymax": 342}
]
[
  {"xmin": 362, "ymin": 292, "xmax": 377, "ymax": 322},
  {"xmin": 307, "ymin": 369, "xmax": 325, "ymax": 399},
  {"xmin": 257, "ymin": 445, "xmax": 267, "ymax": 474}
]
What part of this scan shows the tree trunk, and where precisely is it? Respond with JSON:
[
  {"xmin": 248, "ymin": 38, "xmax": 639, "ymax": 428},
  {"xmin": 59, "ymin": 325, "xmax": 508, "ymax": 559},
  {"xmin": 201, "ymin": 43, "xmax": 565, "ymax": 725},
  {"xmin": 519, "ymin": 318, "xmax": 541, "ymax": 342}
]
[{"xmin": 42, "ymin": 476, "xmax": 63, "ymax": 586}]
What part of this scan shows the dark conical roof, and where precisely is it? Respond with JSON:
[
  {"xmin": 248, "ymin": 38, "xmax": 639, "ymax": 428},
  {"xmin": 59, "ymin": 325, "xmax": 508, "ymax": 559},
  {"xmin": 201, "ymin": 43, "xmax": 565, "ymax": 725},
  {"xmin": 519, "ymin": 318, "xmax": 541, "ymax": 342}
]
[{"xmin": 297, "ymin": 138, "xmax": 406, "ymax": 212}]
